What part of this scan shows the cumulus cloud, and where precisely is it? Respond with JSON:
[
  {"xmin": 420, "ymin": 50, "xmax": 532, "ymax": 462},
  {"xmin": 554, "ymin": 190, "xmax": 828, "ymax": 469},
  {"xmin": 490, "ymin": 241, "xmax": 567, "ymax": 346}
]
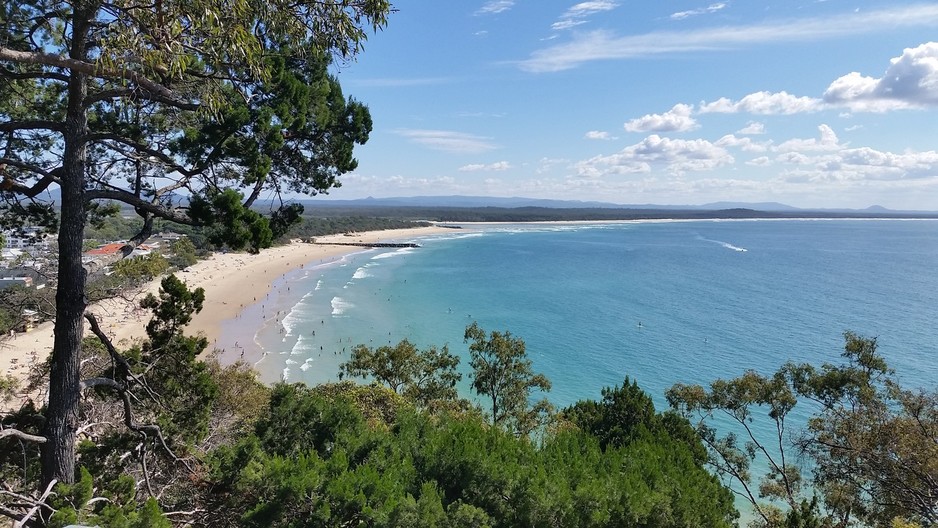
[
  {"xmin": 585, "ymin": 130, "xmax": 618, "ymax": 140},
  {"xmin": 777, "ymin": 146, "xmax": 938, "ymax": 183},
  {"xmin": 715, "ymin": 134, "xmax": 769, "ymax": 152},
  {"xmin": 762, "ymin": 132, "xmax": 938, "ymax": 184},
  {"xmin": 737, "ymin": 121, "xmax": 766, "ymax": 135},
  {"xmin": 517, "ymin": 5, "xmax": 938, "ymax": 72},
  {"xmin": 396, "ymin": 129, "xmax": 498, "ymax": 153},
  {"xmin": 624, "ymin": 104, "xmax": 699, "ymax": 133},
  {"xmin": 552, "ymin": 1, "xmax": 619, "ymax": 31},
  {"xmin": 575, "ymin": 134, "xmax": 733, "ymax": 178},
  {"xmin": 746, "ymin": 156, "xmax": 772, "ymax": 166},
  {"xmin": 671, "ymin": 2, "xmax": 727, "ymax": 21},
  {"xmin": 775, "ymin": 124, "xmax": 841, "ymax": 152},
  {"xmin": 824, "ymin": 42, "xmax": 938, "ymax": 111},
  {"xmin": 476, "ymin": 0, "xmax": 514, "ymax": 15},
  {"xmin": 458, "ymin": 161, "xmax": 512, "ymax": 172},
  {"xmin": 699, "ymin": 91, "xmax": 822, "ymax": 114}
]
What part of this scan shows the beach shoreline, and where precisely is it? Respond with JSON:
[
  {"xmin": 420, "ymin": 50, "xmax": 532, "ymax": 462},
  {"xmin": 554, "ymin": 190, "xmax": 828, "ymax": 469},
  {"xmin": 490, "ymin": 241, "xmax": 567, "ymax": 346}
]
[{"xmin": 0, "ymin": 225, "xmax": 454, "ymax": 407}]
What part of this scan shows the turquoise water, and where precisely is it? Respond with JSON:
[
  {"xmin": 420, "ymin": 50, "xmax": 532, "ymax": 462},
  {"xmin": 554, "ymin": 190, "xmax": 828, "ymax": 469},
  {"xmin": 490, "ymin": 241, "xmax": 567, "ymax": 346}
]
[{"xmin": 242, "ymin": 219, "xmax": 938, "ymax": 408}]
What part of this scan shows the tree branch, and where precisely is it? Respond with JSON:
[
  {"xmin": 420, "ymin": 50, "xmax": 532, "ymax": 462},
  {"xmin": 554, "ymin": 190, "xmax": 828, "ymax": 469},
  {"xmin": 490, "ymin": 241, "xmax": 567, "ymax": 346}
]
[
  {"xmin": 0, "ymin": 46, "xmax": 176, "ymax": 100},
  {"xmin": 84, "ymin": 87, "xmax": 200, "ymax": 110},
  {"xmin": 0, "ymin": 121, "xmax": 65, "ymax": 134},
  {"xmin": 14, "ymin": 478, "xmax": 56, "ymax": 528},
  {"xmin": 84, "ymin": 132, "xmax": 202, "ymax": 177},
  {"xmin": 83, "ymin": 189, "xmax": 196, "ymax": 226},
  {"xmin": 0, "ymin": 428, "xmax": 47, "ymax": 444},
  {"xmin": 0, "ymin": 160, "xmax": 62, "ymax": 197}
]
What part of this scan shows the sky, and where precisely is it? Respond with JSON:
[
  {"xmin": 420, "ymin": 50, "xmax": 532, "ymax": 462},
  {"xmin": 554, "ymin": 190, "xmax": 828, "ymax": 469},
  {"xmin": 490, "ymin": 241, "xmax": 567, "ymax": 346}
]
[{"xmin": 322, "ymin": 1, "xmax": 938, "ymax": 209}]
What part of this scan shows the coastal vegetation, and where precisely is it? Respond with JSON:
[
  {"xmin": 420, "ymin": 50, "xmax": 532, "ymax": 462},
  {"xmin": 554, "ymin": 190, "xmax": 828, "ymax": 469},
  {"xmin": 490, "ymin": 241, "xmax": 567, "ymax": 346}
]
[
  {"xmin": 1, "ymin": 267, "xmax": 936, "ymax": 526},
  {"xmin": 1, "ymin": 0, "xmax": 391, "ymax": 491},
  {"xmin": 1, "ymin": 1, "xmax": 935, "ymax": 527}
]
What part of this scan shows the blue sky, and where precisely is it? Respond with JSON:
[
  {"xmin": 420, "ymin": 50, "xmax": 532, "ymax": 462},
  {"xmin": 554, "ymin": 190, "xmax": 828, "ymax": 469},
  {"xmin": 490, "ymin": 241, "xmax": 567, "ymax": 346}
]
[{"xmin": 325, "ymin": 1, "xmax": 938, "ymax": 209}]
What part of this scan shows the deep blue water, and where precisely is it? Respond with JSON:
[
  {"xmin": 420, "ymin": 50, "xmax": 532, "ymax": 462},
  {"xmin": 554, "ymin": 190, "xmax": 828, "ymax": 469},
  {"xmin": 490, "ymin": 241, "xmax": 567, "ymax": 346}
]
[{"xmin": 245, "ymin": 219, "xmax": 938, "ymax": 409}]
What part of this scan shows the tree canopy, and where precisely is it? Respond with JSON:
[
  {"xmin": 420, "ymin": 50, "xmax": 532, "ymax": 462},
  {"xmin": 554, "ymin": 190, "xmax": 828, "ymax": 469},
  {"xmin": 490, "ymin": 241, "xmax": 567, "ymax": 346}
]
[
  {"xmin": 340, "ymin": 338, "xmax": 462, "ymax": 407},
  {"xmin": 464, "ymin": 322, "xmax": 553, "ymax": 436},
  {"xmin": 0, "ymin": 0, "xmax": 392, "ymax": 489},
  {"xmin": 667, "ymin": 332, "xmax": 938, "ymax": 527}
]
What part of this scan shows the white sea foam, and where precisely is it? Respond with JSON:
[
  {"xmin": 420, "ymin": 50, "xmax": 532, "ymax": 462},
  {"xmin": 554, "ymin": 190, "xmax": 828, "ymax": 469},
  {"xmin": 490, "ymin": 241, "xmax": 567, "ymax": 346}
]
[
  {"xmin": 371, "ymin": 247, "xmax": 414, "ymax": 260},
  {"xmin": 285, "ymin": 358, "xmax": 298, "ymax": 365},
  {"xmin": 281, "ymin": 367, "xmax": 290, "ymax": 381},
  {"xmin": 331, "ymin": 296, "xmax": 352, "ymax": 315},
  {"xmin": 300, "ymin": 358, "xmax": 313, "ymax": 371},
  {"xmin": 352, "ymin": 267, "xmax": 371, "ymax": 279},
  {"xmin": 315, "ymin": 279, "xmax": 323, "ymax": 291},
  {"xmin": 428, "ymin": 232, "xmax": 486, "ymax": 242}
]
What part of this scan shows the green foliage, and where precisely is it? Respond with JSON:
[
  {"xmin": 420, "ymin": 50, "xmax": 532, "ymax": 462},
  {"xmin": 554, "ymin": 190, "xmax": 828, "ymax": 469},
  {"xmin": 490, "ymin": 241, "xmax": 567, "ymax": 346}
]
[
  {"xmin": 205, "ymin": 358, "xmax": 271, "ymax": 437},
  {"xmin": 341, "ymin": 339, "xmax": 463, "ymax": 407},
  {"xmin": 563, "ymin": 377, "xmax": 708, "ymax": 464},
  {"xmin": 135, "ymin": 275, "xmax": 214, "ymax": 443},
  {"xmin": 789, "ymin": 333, "xmax": 938, "ymax": 527},
  {"xmin": 112, "ymin": 253, "xmax": 171, "ymax": 287},
  {"xmin": 1, "ymin": 0, "xmax": 392, "ymax": 502},
  {"xmin": 464, "ymin": 322, "xmax": 552, "ymax": 435},
  {"xmin": 209, "ymin": 380, "xmax": 738, "ymax": 528},
  {"xmin": 47, "ymin": 468, "xmax": 171, "ymax": 528},
  {"xmin": 667, "ymin": 331, "xmax": 938, "ymax": 527},
  {"xmin": 169, "ymin": 237, "xmax": 199, "ymax": 268},
  {"xmin": 189, "ymin": 190, "xmax": 274, "ymax": 254}
]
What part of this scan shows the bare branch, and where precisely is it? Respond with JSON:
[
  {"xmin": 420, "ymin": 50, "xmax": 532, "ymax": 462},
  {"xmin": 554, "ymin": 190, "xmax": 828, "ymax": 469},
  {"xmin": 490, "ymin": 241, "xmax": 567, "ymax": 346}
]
[
  {"xmin": 14, "ymin": 478, "xmax": 56, "ymax": 528},
  {"xmin": 0, "ymin": 428, "xmax": 47, "ymax": 444}
]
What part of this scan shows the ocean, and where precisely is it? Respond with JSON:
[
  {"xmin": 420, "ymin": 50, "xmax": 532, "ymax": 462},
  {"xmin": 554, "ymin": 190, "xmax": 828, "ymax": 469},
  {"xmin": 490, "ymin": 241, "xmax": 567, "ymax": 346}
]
[{"xmin": 226, "ymin": 219, "xmax": 938, "ymax": 409}]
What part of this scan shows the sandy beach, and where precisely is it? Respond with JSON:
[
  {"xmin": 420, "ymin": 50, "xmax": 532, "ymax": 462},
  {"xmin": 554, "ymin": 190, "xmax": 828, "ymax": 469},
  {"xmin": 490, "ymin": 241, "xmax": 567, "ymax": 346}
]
[{"xmin": 0, "ymin": 226, "xmax": 451, "ymax": 405}]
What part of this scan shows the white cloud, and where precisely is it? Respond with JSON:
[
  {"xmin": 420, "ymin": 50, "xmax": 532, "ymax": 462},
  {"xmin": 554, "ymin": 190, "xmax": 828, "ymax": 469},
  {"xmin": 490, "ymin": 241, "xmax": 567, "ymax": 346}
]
[
  {"xmin": 395, "ymin": 129, "xmax": 498, "ymax": 154},
  {"xmin": 823, "ymin": 42, "xmax": 938, "ymax": 111},
  {"xmin": 476, "ymin": 0, "xmax": 514, "ymax": 15},
  {"xmin": 737, "ymin": 121, "xmax": 766, "ymax": 135},
  {"xmin": 458, "ymin": 161, "xmax": 512, "ymax": 172},
  {"xmin": 565, "ymin": 1, "xmax": 619, "ymax": 17},
  {"xmin": 551, "ymin": 19, "xmax": 586, "ymax": 31},
  {"xmin": 746, "ymin": 156, "xmax": 772, "ymax": 166},
  {"xmin": 552, "ymin": 1, "xmax": 619, "ymax": 31},
  {"xmin": 671, "ymin": 2, "xmax": 728, "ymax": 21},
  {"xmin": 715, "ymin": 134, "xmax": 769, "ymax": 152},
  {"xmin": 575, "ymin": 134, "xmax": 733, "ymax": 178},
  {"xmin": 517, "ymin": 5, "xmax": 938, "ymax": 72},
  {"xmin": 585, "ymin": 130, "xmax": 617, "ymax": 140},
  {"xmin": 775, "ymin": 124, "xmax": 841, "ymax": 152},
  {"xmin": 536, "ymin": 157, "xmax": 570, "ymax": 174},
  {"xmin": 624, "ymin": 104, "xmax": 699, "ymax": 133},
  {"xmin": 699, "ymin": 91, "xmax": 822, "ymax": 115}
]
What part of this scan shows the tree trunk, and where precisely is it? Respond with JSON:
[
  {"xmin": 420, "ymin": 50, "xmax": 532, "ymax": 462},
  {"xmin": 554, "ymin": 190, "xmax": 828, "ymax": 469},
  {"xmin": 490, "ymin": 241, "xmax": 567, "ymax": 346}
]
[{"xmin": 40, "ymin": 5, "xmax": 90, "ymax": 488}]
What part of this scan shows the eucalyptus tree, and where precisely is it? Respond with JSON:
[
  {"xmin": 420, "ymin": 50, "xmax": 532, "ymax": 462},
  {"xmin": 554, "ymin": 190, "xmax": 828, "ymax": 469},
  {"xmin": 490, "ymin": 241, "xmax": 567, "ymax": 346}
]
[
  {"xmin": 464, "ymin": 322, "xmax": 552, "ymax": 436},
  {"xmin": 0, "ymin": 0, "xmax": 391, "ymax": 488},
  {"xmin": 667, "ymin": 332, "xmax": 938, "ymax": 527},
  {"xmin": 340, "ymin": 339, "xmax": 463, "ymax": 407}
]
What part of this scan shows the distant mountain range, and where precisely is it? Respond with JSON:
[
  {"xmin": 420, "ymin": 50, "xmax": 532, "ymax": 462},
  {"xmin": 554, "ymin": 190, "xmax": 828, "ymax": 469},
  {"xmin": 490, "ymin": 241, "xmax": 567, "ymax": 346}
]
[
  {"xmin": 308, "ymin": 195, "xmax": 935, "ymax": 215},
  {"xmin": 42, "ymin": 188, "xmax": 936, "ymax": 216}
]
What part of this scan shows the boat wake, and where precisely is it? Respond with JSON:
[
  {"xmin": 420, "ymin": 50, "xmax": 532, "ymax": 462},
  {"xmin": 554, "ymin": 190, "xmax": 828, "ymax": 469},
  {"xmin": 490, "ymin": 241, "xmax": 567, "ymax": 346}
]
[{"xmin": 696, "ymin": 235, "xmax": 748, "ymax": 252}]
